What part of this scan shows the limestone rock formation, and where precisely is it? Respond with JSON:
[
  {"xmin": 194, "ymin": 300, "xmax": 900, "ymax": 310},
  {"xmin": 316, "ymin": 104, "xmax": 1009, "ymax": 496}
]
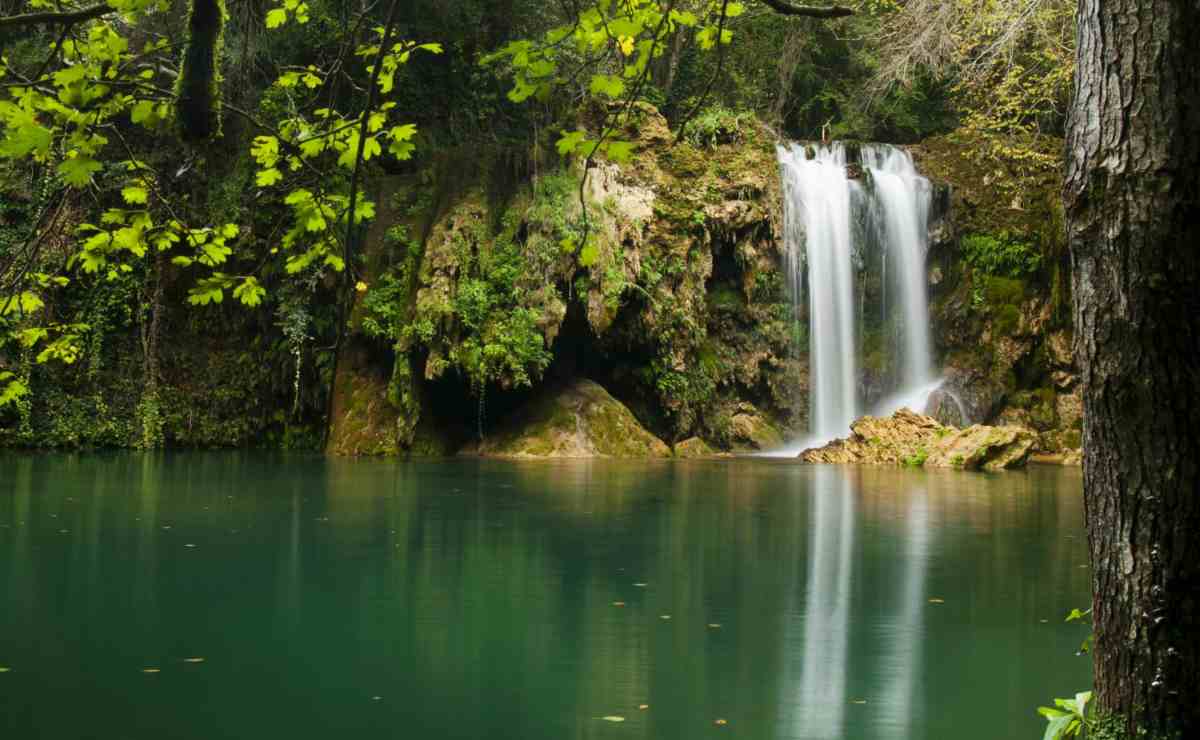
[
  {"xmin": 476, "ymin": 379, "xmax": 671, "ymax": 459},
  {"xmin": 729, "ymin": 405, "xmax": 784, "ymax": 451},
  {"xmin": 800, "ymin": 408, "xmax": 1036, "ymax": 471}
]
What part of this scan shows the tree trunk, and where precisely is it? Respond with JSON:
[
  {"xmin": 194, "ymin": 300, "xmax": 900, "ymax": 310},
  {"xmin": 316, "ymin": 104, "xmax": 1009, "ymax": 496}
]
[
  {"xmin": 1064, "ymin": 0, "xmax": 1200, "ymax": 735},
  {"xmin": 661, "ymin": 28, "xmax": 686, "ymax": 102}
]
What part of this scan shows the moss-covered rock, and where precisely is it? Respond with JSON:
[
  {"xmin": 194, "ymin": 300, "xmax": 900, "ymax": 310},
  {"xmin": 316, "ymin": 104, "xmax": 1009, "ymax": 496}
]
[
  {"xmin": 476, "ymin": 379, "xmax": 670, "ymax": 458},
  {"xmin": 925, "ymin": 424, "xmax": 1036, "ymax": 471},
  {"xmin": 674, "ymin": 436, "xmax": 716, "ymax": 458},
  {"xmin": 326, "ymin": 344, "xmax": 404, "ymax": 456},
  {"xmin": 729, "ymin": 405, "xmax": 784, "ymax": 451}
]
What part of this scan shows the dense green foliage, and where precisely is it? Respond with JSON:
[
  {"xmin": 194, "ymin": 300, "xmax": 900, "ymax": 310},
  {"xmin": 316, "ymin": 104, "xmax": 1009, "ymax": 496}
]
[
  {"xmin": 0, "ymin": 0, "xmax": 1075, "ymax": 450},
  {"xmin": 961, "ymin": 232, "xmax": 1043, "ymax": 278}
]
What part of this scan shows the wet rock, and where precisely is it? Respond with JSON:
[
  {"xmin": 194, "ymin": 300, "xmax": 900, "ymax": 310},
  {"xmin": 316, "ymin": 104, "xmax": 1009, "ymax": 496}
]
[
  {"xmin": 938, "ymin": 366, "xmax": 1008, "ymax": 424},
  {"xmin": 476, "ymin": 379, "xmax": 670, "ymax": 458},
  {"xmin": 800, "ymin": 408, "xmax": 1036, "ymax": 471},
  {"xmin": 925, "ymin": 388, "xmax": 969, "ymax": 427}
]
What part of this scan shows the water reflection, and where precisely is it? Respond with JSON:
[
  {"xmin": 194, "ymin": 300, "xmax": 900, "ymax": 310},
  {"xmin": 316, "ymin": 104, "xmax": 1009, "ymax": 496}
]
[
  {"xmin": 874, "ymin": 480, "xmax": 930, "ymax": 737},
  {"xmin": 787, "ymin": 466, "xmax": 856, "ymax": 738},
  {"xmin": 0, "ymin": 455, "xmax": 1090, "ymax": 740}
]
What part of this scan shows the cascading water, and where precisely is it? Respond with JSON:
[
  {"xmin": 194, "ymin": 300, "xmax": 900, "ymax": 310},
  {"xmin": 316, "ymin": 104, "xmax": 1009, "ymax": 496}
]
[
  {"xmin": 777, "ymin": 143, "xmax": 861, "ymax": 446},
  {"xmin": 769, "ymin": 142, "xmax": 941, "ymax": 455},
  {"xmin": 863, "ymin": 145, "xmax": 933, "ymax": 390}
]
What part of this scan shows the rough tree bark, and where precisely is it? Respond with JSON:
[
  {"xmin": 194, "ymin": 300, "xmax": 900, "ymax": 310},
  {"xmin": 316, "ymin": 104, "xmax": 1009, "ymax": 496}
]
[{"xmin": 1064, "ymin": 0, "xmax": 1200, "ymax": 735}]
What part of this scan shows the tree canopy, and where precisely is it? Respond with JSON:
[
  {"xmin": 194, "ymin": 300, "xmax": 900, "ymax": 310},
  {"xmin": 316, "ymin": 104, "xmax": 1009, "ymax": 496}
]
[{"xmin": 0, "ymin": 0, "xmax": 1074, "ymax": 419}]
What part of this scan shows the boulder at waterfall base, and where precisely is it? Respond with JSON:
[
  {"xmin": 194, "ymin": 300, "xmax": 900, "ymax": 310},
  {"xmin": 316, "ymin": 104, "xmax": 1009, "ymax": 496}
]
[
  {"xmin": 800, "ymin": 408, "xmax": 1036, "ymax": 471},
  {"xmin": 475, "ymin": 380, "xmax": 671, "ymax": 459}
]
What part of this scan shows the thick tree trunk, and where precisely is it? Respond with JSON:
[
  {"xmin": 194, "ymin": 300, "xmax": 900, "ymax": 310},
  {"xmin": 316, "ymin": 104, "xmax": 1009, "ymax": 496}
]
[{"xmin": 1064, "ymin": 0, "xmax": 1200, "ymax": 735}]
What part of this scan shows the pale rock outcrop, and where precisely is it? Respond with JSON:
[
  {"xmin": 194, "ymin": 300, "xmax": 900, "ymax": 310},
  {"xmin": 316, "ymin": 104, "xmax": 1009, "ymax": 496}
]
[{"xmin": 800, "ymin": 408, "xmax": 1036, "ymax": 471}]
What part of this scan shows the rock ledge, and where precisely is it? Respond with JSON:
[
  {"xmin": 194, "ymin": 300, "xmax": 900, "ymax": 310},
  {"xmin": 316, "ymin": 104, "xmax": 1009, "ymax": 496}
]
[{"xmin": 800, "ymin": 408, "xmax": 1036, "ymax": 471}]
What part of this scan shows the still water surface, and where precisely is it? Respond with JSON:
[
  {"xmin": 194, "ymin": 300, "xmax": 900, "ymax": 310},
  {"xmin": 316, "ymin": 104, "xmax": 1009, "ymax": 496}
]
[{"xmin": 1, "ymin": 454, "xmax": 1090, "ymax": 739}]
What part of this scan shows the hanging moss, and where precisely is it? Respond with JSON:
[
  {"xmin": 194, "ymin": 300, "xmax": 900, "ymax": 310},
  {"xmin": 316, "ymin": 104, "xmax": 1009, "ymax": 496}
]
[{"xmin": 175, "ymin": 0, "xmax": 226, "ymax": 142}]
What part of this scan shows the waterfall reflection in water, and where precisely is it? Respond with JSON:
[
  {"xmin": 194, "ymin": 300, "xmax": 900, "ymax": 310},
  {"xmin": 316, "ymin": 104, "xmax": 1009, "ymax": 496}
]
[
  {"xmin": 781, "ymin": 467, "xmax": 933, "ymax": 740},
  {"xmin": 788, "ymin": 466, "xmax": 857, "ymax": 738}
]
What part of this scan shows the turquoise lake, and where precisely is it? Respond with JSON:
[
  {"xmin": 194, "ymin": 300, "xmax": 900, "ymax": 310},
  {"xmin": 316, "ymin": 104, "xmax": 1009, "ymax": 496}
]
[{"xmin": 0, "ymin": 454, "xmax": 1091, "ymax": 739}]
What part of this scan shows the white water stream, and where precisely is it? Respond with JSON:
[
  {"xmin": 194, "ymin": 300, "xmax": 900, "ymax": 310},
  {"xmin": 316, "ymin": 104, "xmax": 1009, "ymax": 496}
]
[
  {"xmin": 862, "ymin": 145, "xmax": 934, "ymax": 390},
  {"xmin": 768, "ymin": 142, "xmax": 948, "ymax": 456}
]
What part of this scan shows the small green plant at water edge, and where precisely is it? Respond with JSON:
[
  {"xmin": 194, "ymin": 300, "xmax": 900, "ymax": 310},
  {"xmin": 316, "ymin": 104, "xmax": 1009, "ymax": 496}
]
[
  {"xmin": 1038, "ymin": 691, "xmax": 1093, "ymax": 740},
  {"xmin": 1036, "ymin": 608, "xmax": 1097, "ymax": 740},
  {"xmin": 903, "ymin": 447, "xmax": 928, "ymax": 467}
]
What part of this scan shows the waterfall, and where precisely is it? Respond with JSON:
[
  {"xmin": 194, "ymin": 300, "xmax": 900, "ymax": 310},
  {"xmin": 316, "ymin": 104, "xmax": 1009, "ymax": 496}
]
[
  {"xmin": 863, "ymin": 145, "xmax": 933, "ymax": 389},
  {"xmin": 769, "ymin": 142, "xmax": 938, "ymax": 455},
  {"xmin": 777, "ymin": 143, "xmax": 861, "ymax": 444}
]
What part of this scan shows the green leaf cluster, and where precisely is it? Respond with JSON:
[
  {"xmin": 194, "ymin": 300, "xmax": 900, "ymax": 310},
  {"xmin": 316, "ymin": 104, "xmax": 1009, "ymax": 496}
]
[
  {"xmin": 1037, "ymin": 691, "xmax": 1092, "ymax": 740},
  {"xmin": 961, "ymin": 232, "xmax": 1043, "ymax": 278}
]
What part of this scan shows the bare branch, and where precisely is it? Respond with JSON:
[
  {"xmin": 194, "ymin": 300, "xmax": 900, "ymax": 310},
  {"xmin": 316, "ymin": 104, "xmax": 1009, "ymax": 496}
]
[
  {"xmin": 757, "ymin": 0, "xmax": 853, "ymax": 18},
  {"xmin": 0, "ymin": 2, "xmax": 113, "ymax": 30}
]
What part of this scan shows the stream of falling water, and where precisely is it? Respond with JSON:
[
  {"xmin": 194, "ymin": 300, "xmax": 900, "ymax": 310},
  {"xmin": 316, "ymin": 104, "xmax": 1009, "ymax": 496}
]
[{"xmin": 768, "ymin": 142, "xmax": 945, "ymax": 456}]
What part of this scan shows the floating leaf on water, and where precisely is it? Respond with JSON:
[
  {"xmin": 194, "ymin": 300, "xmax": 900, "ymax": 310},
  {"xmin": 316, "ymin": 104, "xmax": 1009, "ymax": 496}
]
[
  {"xmin": 600, "ymin": 716, "xmax": 625, "ymax": 722},
  {"xmin": 182, "ymin": 657, "xmax": 205, "ymax": 663},
  {"xmin": 612, "ymin": 601, "xmax": 626, "ymax": 607},
  {"xmin": 638, "ymin": 704, "xmax": 649, "ymax": 710},
  {"xmin": 0, "ymin": 667, "xmax": 11, "ymax": 673},
  {"xmin": 850, "ymin": 699, "xmax": 868, "ymax": 705},
  {"xmin": 928, "ymin": 598, "xmax": 945, "ymax": 604},
  {"xmin": 141, "ymin": 668, "xmax": 161, "ymax": 674},
  {"xmin": 707, "ymin": 623, "xmax": 722, "ymax": 629},
  {"xmin": 659, "ymin": 615, "xmax": 671, "ymax": 620}
]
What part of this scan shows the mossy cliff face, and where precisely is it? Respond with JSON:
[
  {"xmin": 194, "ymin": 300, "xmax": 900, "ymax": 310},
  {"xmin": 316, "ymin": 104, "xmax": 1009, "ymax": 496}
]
[
  {"xmin": 329, "ymin": 115, "xmax": 1080, "ymax": 459},
  {"xmin": 914, "ymin": 135, "xmax": 1082, "ymax": 461},
  {"xmin": 330, "ymin": 104, "xmax": 800, "ymax": 456}
]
